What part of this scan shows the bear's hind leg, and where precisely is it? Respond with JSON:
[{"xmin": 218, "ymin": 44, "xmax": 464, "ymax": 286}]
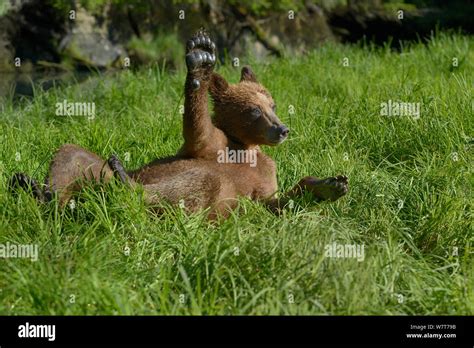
[
  {"xmin": 47, "ymin": 144, "xmax": 114, "ymax": 206},
  {"xmin": 9, "ymin": 172, "xmax": 47, "ymax": 202}
]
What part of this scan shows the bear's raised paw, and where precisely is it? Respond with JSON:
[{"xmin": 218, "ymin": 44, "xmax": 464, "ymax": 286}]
[{"xmin": 185, "ymin": 30, "xmax": 216, "ymax": 74}]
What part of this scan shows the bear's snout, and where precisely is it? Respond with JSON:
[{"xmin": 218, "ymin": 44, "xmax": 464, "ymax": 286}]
[{"xmin": 266, "ymin": 124, "xmax": 289, "ymax": 145}]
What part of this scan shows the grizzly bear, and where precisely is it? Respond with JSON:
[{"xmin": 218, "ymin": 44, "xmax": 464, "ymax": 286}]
[{"xmin": 10, "ymin": 30, "xmax": 348, "ymax": 220}]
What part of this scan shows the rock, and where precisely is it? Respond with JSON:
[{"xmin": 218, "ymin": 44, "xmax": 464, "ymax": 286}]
[
  {"xmin": 0, "ymin": 16, "xmax": 15, "ymax": 72},
  {"xmin": 59, "ymin": 31, "xmax": 125, "ymax": 69},
  {"xmin": 58, "ymin": 6, "xmax": 125, "ymax": 69}
]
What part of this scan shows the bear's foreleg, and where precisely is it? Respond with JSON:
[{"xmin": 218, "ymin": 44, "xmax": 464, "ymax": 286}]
[{"xmin": 181, "ymin": 29, "xmax": 218, "ymax": 157}]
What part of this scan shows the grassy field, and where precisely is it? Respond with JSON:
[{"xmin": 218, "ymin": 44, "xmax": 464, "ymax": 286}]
[{"xmin": 0, "ymin": 33, "xmax": 472, "ymax": 315}]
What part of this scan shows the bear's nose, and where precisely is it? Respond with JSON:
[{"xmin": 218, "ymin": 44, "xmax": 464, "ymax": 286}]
[{"xmin": 278, "ymin": 125, "xmax": 290, "ymax": 137}]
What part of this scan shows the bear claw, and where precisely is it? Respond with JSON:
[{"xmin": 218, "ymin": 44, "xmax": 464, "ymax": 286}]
[{"xmin": 108, "ymin": 155, "xmax": 129, "ymax": 184}]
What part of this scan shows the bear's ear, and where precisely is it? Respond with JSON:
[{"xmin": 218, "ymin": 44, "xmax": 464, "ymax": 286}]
[
  {"xmin": 209, "ymin": 73, "xmax": 229, "ymax": 102},
  {"xmin": 240, "ymin": 66, "xmax": 258, "ymax": 83}
]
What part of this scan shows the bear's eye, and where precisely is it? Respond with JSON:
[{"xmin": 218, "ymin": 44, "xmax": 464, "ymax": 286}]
[{"xmin": 249, "ymin": 107, "xmax": 262, "ymax": 121}]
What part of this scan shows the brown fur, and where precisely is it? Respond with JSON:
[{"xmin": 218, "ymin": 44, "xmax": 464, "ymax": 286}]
[
  {"xmin": 46, "ymin": 144, "xmax": 114, "ymax": 206},
  {"xmin": 14, "ymin": 31, "xmax": 348, "ymax": 220},
  {"xmin": 123, "ymin": 67, "xmax": 283, "ymax": 219}
]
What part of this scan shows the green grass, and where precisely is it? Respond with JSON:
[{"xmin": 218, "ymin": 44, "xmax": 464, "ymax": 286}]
[{"xmin": 0, "ymin": 33, "xmax": 472, "ymax": 315}]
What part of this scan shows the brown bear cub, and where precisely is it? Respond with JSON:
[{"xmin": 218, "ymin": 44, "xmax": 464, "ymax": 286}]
[{"xmin": 10, "ymin": 30, "xmax": 348, "ymax": 220}]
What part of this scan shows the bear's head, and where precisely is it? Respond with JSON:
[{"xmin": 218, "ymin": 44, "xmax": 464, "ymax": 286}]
[{"xmin": 210, "ymin": 66, "xmax": 289, "ymax": 146}]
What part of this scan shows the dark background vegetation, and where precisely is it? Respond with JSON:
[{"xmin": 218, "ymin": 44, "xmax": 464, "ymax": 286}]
[{"xmin": 0, "ymin": 0, "xmax": 473, "ymax": 98}]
